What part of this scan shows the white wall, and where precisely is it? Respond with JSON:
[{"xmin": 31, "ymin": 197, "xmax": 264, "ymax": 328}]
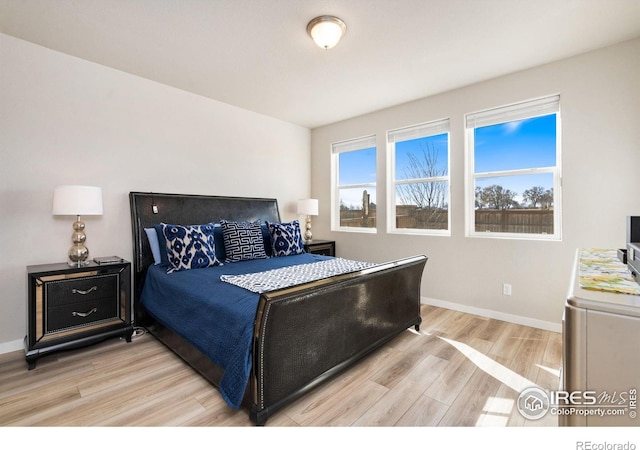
[
  {"xmin": 311, "ymin": 38, "xmax": 640, "ymax": 331},
  {"xmin": 0, "ymin": 34, "xmax": 311, "ymax": 350}
]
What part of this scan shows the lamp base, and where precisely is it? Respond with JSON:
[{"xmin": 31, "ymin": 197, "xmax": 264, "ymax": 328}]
[
  {"xmin": 67, "ymin": 218, "xmax": 89, "ymax": 267},
  {"xmin": 68, "ymin": 244, "xmax": 89, "ymax": 267},
  {"xmin": 304, "ymin": 216, "xmax": 313, "ymax": 243}
]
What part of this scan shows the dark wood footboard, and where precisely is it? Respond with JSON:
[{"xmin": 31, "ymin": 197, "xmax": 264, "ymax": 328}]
[{"xmin": 250, "ymin": 254, "xmax": 427, "ymax": 425}]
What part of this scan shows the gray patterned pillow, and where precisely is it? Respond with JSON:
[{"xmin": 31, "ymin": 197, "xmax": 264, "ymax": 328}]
[
  {"xmin": 220, "ymin": 220, "xmax": 268, "ymax": 262},
  {"xmin": 160, "ymin": 222, "xmax": 222, "ymax": 273}
]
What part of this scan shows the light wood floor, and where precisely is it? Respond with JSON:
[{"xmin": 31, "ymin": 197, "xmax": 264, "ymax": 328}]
[{"xmin": 0, "ymin": 305, "xmax": 562, "ymax": 427}]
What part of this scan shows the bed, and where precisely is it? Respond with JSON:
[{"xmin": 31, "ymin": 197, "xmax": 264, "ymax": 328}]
[{"xmin": 129, "ymin": 191, "xmax": 428, "ymax": 425}]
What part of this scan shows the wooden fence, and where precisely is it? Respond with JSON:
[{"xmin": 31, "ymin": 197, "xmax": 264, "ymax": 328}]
[
  {"xmin": 474, "ymin": 209, "xmax": 554, "ymax": 234},
  {"xmin": 340, "ymin": 208, "xmax": 376, "ymax": 228},
  {"xmin": 340, "ymin": 207, "xmax": 553, "ymax": 233}
]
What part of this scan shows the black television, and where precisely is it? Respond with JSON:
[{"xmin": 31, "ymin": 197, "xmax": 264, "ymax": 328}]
[{"xmin": 627, "ymin": 216, "xmax": 640, "ymax": 282}]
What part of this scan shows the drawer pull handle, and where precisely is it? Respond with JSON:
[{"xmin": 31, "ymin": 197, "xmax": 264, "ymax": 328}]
[
  {"xmin": 72, "ymin": 308, "xmax": 97, "ymax": 318},
  {"xmin": 72, "ymin": 286, "xmax": 98, "ymax": 295}
]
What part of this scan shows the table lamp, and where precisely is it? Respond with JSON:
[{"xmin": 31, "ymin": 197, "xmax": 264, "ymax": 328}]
[
  {"xmin": 52, "ymin": 185, "xmax": 103, "ymax": 267},
  {"xmin": 297, "ymin": 199, "xmax": 318, "ymax": 243}
]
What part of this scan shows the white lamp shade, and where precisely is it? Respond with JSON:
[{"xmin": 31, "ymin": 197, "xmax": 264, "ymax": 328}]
[
  {"xmin": 297, "ymin": 198, "xmax": 319, "ymax": 216},
  {"xmin": 307, "ymin": 16, "xmax": 346, "ymax": 49},
  {"xmin": 52, "ymin": 185, "xmax": 103, "ymax": 216}
]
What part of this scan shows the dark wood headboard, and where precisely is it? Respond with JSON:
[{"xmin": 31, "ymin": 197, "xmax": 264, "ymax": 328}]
[{"xmin": 129, "ymin": 192, "xmax": 281, "ymax": 324}]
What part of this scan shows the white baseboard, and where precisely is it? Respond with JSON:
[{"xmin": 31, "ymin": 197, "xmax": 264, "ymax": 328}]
[
  {"xmin": 0, "ymin": 339, "xmax": 24, "ymax": 355},
  {"xmin": 421, "ymin": 296, "xmax": 562, "ymax": 333}
]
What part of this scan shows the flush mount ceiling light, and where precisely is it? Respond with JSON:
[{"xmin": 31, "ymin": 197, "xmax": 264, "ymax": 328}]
[{"xmin": 307, "ymin": 15, "xmax": 346, "ymax": 50}]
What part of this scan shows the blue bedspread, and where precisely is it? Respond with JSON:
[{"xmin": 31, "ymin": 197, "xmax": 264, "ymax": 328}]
[{"xmin": 140, "ymin": 253, "xmax": 332, "ymax": 409}]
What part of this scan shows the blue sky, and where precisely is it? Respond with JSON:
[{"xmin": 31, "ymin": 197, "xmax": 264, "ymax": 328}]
[
  {"xmin": 475, "ymin": 114, "xmax": 556, "ymax": 173},
  {"xmin": 338, "ymin": 147, "xmax": 376, "ymax": 185},
  {"xmin": 395, "ymin": 133, "xmax": 448, "ymax": 179}
]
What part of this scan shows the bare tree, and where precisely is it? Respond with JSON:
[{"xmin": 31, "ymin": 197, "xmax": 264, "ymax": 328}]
[
  {"xmin": 397, "ymin": 142, "xmax": 446, "ymax": 208},
  {"xmin": 523, "ymin": 186, "xmax": 545, "ymax": 208},
  {"xmin": 396, "ymin": 142, "xmax": 447, "ymax": 227},
  {"xmin": 540, "ymin": 188, "xmax": 554, "ymax": 209},
  {"xmin": 475, "ymin": 186, "xmax": 489, "ymax": 209},
  {"xmin": 476, "ymin": 184, "xmax": 518, "ymax": 209}
]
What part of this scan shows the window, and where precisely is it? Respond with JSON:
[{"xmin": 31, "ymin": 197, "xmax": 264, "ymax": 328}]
[
  {"xmin": 387, "ymin": 119, "xmax": 450, "ymax": 235},
  {"xmin": 332, "ymin": 135, "xmax": 377, "ymax": 231},
  {"xmin": 465, "ymin": 95, "xmax": 561, "ymax": 239}
]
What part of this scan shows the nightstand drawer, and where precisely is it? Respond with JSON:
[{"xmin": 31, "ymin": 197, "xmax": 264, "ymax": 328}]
[
  {"xmin": 47, "ymin": 297, "xmax": 118, "ymax": 332},
  {"xmin": 46, "ymin": 274, "xmax": 117, "ymax": 307}
]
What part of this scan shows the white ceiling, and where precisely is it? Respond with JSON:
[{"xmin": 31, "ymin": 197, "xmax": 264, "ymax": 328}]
[{"xmin": 1, "ymin": 0, "xmax": 640, "ymax": 129}]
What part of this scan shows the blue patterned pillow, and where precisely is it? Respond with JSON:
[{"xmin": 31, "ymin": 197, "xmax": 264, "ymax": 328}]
[
  {"xmin": 220, "ymin": 220, "xmax": 268, "ymax": 262},
  {"xmin": 160, "ymin": 222, "xmax": 222, "ymax": 273},
  {"xmin": 267, "ymin": 220, "xmax": 306, "ymax": 257}
]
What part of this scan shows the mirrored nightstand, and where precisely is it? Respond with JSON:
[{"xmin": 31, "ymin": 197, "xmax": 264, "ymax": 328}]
[{"xmin": 304, "ymin": 240, "xmax": 335, "ymax": 257}]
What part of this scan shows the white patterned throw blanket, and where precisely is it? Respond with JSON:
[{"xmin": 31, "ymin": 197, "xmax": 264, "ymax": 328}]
[{"xmin": 220, "ymin": 258, "xmax": 377, "ymax": 293}]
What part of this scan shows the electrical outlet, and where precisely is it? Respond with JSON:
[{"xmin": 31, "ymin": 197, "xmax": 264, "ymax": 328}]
[{"xmin": 503, "ymin": 283, "xmax": 512, "ymax": 296}]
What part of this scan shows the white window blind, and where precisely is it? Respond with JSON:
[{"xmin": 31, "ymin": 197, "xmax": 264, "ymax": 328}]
[
  {"xmin": 388, "ymin": 118, "xmax": 450, "ymax": 143},
  {"xmin": 332, "ymin": 135, "xmax": 377, "ymax": 154},
  {"xmin": 465, "ymin": 95, "xmax": 560, "ymax": 129}
]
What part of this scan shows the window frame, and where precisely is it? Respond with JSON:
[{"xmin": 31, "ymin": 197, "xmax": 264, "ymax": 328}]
[
  {"xmin": 331, "ymin": 135, "xmax": 378, "ymax": 233},
  {"xmin": 387, "ymin": 119, "xmax": 451, "ymax": 236},
  {"xmin": 465, "ymin": 95, "xmax": 562, "ymax": 241}
]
